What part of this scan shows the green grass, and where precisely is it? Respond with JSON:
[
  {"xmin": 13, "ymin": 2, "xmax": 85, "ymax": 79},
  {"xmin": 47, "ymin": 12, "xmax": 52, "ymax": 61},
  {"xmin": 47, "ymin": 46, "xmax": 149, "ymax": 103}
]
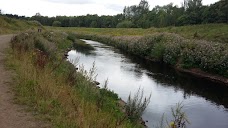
[
  {"xmin": 46, "ymin": 23, "xmax": 228, "ymax": 43},
  {"xmin": 0, "ymin": 16, "xmax": 41, "ymax": 35},
  {"xmin": 6, "ymin": 31, "xmax": 143, "ymax": 128}
]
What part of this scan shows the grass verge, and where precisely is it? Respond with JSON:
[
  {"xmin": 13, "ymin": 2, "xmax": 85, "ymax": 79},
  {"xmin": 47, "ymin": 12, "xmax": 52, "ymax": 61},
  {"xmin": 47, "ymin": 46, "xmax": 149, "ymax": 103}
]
[{"xmin": 6, "ymin": 31, "xmax": 144, "ymax": 128}]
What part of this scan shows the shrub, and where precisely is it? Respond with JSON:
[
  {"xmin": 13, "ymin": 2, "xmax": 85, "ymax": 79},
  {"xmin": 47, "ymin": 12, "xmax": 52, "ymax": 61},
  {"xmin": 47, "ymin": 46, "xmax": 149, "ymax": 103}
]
[
  {"xmin": 67, "ymin": 33, "xmax": 76, "ymax": 42},
  {"xmin": 52, "ymin": 21, "xmax": 61, "ymax": 27},
  {"xmin": 72, "ymin": 39, "xmax": 95, "ymax": 51},
  {"xmin": 125, "ymin": 88, "xmax": 151, "ymax": 122},
  {"xmin": 116, "ymin": 21, "xmax": 135, "ymax": 28}
]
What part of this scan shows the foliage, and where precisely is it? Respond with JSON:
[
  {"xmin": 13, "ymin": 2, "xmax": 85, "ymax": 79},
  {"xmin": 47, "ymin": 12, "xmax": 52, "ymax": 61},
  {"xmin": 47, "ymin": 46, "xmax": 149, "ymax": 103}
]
[
  {"xmin": 52, "ymin": 20, "xmax": 61, "ymax": 27},
  {"xmin": 168, "ymin": 103, "xmax": 190, "ymax": 128},
  {"xmin": 155, "ymin": 103, "xmax": 190, "ymax": 128},
  {"xmin": 73, "ymin": 32, "xmax": 228, "ymax": 78},
  {"xmin": 3, "ymin": 0, "xmax": 225, "ymax": 29},
  {"xmin": 126, "ymin": 88, "xmax": 151, "ymax": 122},
  {"xmin": 72, "ymin": 39, "xmax": 95, "ymax": 51},
  {"xmin": 7, "ymin": 31, "xmax": 144, "ymax": 127},
  {"xmin": 116, "ymin": 21, "xmax": 135, "ymax": 28},
  {"xmin": 0, "ymin": 16, "xmax": 41, "ymax": 34}
]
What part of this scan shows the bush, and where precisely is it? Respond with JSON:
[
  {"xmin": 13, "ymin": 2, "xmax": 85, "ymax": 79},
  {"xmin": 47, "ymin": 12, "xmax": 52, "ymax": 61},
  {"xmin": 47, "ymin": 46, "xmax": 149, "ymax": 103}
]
[
  {"xmin": 52, "ymin": 21, "xmax": 61, "ymax": 27},
  {"xmin": 72, "ymin": 39, "xmax": 95, "ymax": 51},
  {"xmin": 67, "ymin": 33, "xmax": 76, "ymax": 42},
  {"xmin": 116, "ymin": 21, "xmax": 135, "ymax": 28}
]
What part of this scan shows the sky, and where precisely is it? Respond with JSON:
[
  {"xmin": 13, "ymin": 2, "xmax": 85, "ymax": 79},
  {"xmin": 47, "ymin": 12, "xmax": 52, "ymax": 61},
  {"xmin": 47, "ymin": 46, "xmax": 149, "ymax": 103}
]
[{"xmin": 0, "ymin": 0, "xmax": 219, "ymax": 17}]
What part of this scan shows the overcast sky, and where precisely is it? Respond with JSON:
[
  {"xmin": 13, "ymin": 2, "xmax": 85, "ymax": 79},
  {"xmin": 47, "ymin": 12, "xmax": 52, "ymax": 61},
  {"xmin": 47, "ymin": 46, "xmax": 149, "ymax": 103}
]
[{"xmin": 0, "ymin": 0, "xmax": 219, "ymax": 17}]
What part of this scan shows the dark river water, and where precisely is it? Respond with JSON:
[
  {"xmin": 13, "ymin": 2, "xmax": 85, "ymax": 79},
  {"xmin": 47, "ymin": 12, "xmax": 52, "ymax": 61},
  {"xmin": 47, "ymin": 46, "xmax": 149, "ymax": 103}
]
[{"xmin": 68, "ymin": 40, "xmax": 228, "ymax": 128}]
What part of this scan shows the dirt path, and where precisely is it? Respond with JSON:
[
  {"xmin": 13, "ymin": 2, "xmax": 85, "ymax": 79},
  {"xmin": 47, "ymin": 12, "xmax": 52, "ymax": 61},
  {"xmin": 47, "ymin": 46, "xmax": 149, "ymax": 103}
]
[{"xmin": 0, "ymin": 35, "xmax": 49, "ymax": 128}]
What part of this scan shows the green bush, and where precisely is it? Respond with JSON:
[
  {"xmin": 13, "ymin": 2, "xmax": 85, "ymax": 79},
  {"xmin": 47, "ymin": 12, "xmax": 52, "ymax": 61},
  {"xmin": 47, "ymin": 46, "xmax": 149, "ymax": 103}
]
[
  {"xmin": 75, "ymin": 33, "xmax": 228, "ymax": 78},
  {"xmin": 116, "ymin": 21, "xmax": 135, "ymax": 28},
  {"xmin": 52, "ymin": 21, "xmax": 61, "ymax": 27}
]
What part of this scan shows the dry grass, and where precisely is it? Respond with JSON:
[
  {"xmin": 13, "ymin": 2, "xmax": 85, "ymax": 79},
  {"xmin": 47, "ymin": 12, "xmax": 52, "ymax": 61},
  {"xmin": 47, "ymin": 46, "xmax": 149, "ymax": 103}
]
[{"xmin": 0, "ymin": 16, "xmax": 41, "ymax": 35}]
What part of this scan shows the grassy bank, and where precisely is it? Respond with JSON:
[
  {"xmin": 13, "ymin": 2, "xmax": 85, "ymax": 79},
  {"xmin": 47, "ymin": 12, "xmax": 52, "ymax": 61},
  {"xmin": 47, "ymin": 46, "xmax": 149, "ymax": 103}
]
[
  {"xmin": 0, "ymin": 16, "xmax": 41, "ymax": 35},
  {"xmin": 47, "ymin": 23, "xmax": 228, "ymax": 43},
  {"xmin": 6, "ymin": 31, "xmax": 145, "ymax": 127},
  {"xmin": 70, "ymin": 33, "xmax": 228, "ymax": 81}
]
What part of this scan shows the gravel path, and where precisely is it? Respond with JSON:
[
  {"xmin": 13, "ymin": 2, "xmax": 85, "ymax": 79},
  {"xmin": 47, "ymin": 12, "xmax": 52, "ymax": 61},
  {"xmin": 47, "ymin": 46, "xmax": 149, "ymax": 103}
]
[{"xmin": 0, "ymin": 34, "xmax": 49, "ymax": 128}]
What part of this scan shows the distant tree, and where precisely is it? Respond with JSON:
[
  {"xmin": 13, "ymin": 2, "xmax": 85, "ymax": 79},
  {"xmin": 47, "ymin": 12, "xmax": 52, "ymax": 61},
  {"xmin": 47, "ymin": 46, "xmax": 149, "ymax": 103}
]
[
  {"xmin": 90, "ymin": 21, "xmax": 97, "ymax": 28},
  {"xmin": 116, "ymin": 21, "xmax": 135, "ymax": 28},
  {"xmin": 35, "ymin": 13, "xmax": 41, "ymax": 17},
  {"xmin": 52, "ymin": 21, "xmax": 61, "ymax": 27},
  {"xmin": 3, "ymin": 0, "xmax": 225, "ymax": 28},
  {"xmin": 138, "ymin": 0, "xmax": 150, "ymax": 14},
  {"xmin": 182, "ymin": 0, "xmax": 203, "ymax": 24}
]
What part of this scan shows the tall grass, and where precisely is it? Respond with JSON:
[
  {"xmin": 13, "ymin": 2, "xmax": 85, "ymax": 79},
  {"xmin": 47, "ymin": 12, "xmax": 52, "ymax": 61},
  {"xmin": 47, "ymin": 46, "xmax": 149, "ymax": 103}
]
[
  {"xmin": 7, "ymin": 31, "xmax": 144, "ymax": 127},
  {"xmin": 0, "ymin": 16, "xmax": 41, "ymax": 35},
  {"xmin": 156, "ymin": 103, "xmax": 190, "ymax": 128},
  {"xmin": 126, "ymin": 88, "xmax": 151, "ymax": 122}
]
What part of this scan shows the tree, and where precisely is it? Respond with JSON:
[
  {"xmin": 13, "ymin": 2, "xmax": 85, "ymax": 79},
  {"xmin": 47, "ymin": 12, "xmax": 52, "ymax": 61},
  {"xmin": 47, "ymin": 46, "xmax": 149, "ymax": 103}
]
[
  {"xmin": 182, "ymin": 0, "xmax": 203, "ymax": 24},
  {"xmin": 138, "ymin": 0, "xmax": 150, "ymax": 14},
  {"xmin": 90, "ymin": 21, "xmax": 97, "ymax": 28},
  {"xmin": 52, "ymin": 21, "xmax": 61, "ymax": 27},
  {"xmin": 35, "ymin": 13, "xmax": 41, "ymax": 17},
  {"xmin": 116, "ymin": 21, "xmax": 135, "ymax": 28}
]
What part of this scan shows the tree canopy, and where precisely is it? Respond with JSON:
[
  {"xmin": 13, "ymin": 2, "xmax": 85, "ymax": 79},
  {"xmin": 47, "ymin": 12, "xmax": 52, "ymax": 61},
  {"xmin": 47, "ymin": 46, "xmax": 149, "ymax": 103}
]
[{"xmin": 1, "ymin": 0, "xmax": 227, "ymax": 28}]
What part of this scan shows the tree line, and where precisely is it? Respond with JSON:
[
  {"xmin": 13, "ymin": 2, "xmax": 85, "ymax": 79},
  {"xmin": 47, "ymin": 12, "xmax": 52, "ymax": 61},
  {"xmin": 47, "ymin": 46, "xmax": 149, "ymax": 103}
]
[{"xmin": 1, "ymin": 0, "xmax": 227, "ymax": 28}]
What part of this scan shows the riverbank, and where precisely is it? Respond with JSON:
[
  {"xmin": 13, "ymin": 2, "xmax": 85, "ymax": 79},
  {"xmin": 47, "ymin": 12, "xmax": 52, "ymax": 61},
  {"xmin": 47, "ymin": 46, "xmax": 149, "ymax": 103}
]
[
  {"xmin": 72, "ymin": 33, "xmax": 228, "ymax": 86},
  {"xmin": 0, "ymin": 16, "xmax": 41, "ymax": 35},
  {"xmin": 6, "ymin": 31, "xmax": 146, "ymax": 127}
]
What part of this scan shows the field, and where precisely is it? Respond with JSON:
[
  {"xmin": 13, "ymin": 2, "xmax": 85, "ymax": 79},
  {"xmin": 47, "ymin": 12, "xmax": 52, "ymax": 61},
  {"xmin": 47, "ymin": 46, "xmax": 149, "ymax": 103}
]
[{"xmin": 47, "ymin": 23, "xmax": 228, "ymax": 43}]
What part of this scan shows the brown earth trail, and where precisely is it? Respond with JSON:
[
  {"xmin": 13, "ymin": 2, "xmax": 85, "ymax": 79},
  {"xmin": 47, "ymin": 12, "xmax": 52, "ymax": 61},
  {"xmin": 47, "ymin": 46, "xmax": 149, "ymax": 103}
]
[{"xmin": 0, "ymin": 35, "xmax": 49, "ymax": 128}]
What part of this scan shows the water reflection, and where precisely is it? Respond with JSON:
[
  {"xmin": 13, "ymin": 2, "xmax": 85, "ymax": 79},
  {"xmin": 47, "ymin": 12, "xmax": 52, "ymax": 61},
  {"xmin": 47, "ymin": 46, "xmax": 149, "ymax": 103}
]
[{"xmin": 68, "ymin": 40, "xmax": 228, "ymax": 128}]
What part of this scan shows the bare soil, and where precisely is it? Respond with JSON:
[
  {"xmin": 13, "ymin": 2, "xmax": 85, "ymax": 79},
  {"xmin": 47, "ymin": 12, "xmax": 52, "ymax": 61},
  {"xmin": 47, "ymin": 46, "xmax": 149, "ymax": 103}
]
[{"xmin": 0, "ymin": 35, "xmax": 49, "ymax": 128}]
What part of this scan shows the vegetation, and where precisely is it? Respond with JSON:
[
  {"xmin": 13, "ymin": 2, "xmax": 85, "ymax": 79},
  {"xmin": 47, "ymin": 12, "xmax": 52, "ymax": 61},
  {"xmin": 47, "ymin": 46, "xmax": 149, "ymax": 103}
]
[
  {"xmin": 7, "ymin": 31, "xmax": 145, "ymax": 127},
  {"xmin": 67, "ymin": 32, "xmax": 228, "ymax": 78},
  {"xmin": 1, "ymin": 0, "xmax": 227, "ymax": 29},
  {"xmin": 116, "ymin": 21, "xmax": 135, "ymax": 28},
  {"xmin": 126, "ymin": 88, "xmax": 151, "ymax": 122},
  {"xmin": 47, "ymin": 23, "xmax": 228, "ymax": 43},
  {"xmin": 0, "ymin": 16, "xmax": 41, "ymax": 34},
  {"xmin": 52, "ymin": 21, "xmax": 61, "ymax": 27},
  {"xmin": 156, "ymin": 103, "xmax": 190, "ymax": 128},
  {"xmin": 72, "ymin": 39, "xmax": 95, "ymax": 52},
  {"xmin": 67, "ymin": 33, "xmax": 95, "ymax": 51}
]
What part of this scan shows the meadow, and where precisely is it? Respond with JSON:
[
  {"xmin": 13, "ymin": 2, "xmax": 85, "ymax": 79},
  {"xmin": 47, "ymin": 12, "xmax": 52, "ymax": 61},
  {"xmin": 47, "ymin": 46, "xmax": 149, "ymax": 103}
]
[{"xmin": 47, "ymin": 23, "xmax": 228, "ymax": 44}]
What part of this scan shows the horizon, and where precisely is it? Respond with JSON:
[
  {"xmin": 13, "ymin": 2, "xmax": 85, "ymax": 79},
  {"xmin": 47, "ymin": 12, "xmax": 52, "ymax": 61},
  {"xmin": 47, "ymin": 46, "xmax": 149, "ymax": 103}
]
[{"xmin": 0, "ymin": 0, "xmax": 219, "ymax": 17}]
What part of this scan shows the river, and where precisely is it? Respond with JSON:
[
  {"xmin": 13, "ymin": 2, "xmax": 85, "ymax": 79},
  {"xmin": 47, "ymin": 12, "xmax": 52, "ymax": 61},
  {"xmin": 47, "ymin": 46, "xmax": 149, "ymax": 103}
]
[{"xmin": 68, "ymin": 39, "xmax": 228, "ymax": 128}]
